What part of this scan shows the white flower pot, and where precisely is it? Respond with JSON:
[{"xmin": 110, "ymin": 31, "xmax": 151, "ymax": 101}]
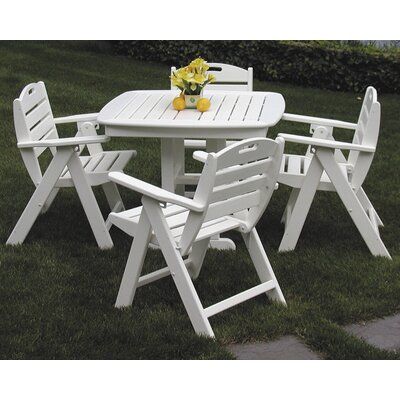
[{"xmin": 185, "ymin": 94, "xmax": 201, "ymax": 108}]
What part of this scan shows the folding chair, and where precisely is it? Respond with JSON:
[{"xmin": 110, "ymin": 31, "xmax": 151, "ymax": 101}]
[
  {"xmin": 278, "ymin": 86, "xmax": 391, "ymax": 258},
  {"xmin": 109, "ymin": 137, "xmax": 286, "ymax": 337},
  {"xmin": 7, "ymin": 81, "xmax": 136, "ymax": 249}
]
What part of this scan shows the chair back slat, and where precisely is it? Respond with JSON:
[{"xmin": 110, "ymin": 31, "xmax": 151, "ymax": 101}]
[
  {"xmin": 178, "ymin": 138, "xmax": 284, "ymax": 254},
  {"xmin": 210, "ymin": 175, "xmax": 270, "ymax": 203},
  {"xmin": 348, "ymin": 87, "xmax": 380, "ymax": 189},
  {"xmin": 13, "ymin": 82, "xmax": 59, "ymax": 185},
  {"xmin": 215, "ymin": 159, "xmax": 273, "ymax": 186},
  {"xmin": 171, "ymin": 63, "xmax": 253, "ymax": 92},
  {"xmin": 217, "ymin": 139, "xmax": 277, "ymax": 169},
  {"xmin": 205, "ymin": 190, "xmax": 261, "ymax": 222}
]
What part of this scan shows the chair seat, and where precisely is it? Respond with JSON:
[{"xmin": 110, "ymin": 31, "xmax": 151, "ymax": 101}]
[
  {"xmin": 109, "ymin": 203, "xmax": 241, "ymax": 247},
  {"xmin": 278, "ymin": 154, "xmax": 350, "ymax": 191},
  {"xmin": 57, "ymin": 150, "xmax": 135, "ymax": 187}
]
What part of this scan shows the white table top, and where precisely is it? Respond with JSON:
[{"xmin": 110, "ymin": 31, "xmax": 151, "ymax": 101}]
[{"xmin": 98, "ymin": 90, "xmax": 285, "ymax": 138}]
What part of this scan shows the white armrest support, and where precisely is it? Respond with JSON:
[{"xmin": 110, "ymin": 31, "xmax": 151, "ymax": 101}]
[
  {"xmin": 192, "ymin": 151, "xmax": 209, "ymax": 163},
  {"xmin": 54, "ymin": 113, "xmax": 99, "ymax": 124},
  {"xmin": 278, "ymin": 133, "xmax": 375, "ymax": 152},
  {"xmin": 18, "ymin": 135, "xmax": 110, "ymax": 148},
  {"xmin": 282, "ymin": 113, "xmax": 358, "ymax": 131},
  {"xmin": 108, "ymin": 172, "xmax": 206, "ymax": 212}
]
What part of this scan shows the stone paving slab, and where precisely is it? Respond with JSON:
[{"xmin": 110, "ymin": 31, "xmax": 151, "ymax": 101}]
[
  {"xmin": 344, "ymin": 314, "xmax": 400, "ymax": 351},
  {"xmin": 227, "ymin": 335, "xmax": 321, "ymax": 360}
]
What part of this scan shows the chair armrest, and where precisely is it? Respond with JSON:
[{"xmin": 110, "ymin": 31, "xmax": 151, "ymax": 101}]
[
  {"xmin": 18, "ymin": 135, "xmax": 110, "ymax": 148},
  {"xmin": 278, "ymin": 133, "xmax": 375, "ymax": 152},
  {"xmin": 192, "ymin": 151, "xmax": 209, "ymax": 163},
  {"xmin": 54, "ymin": 113, "xmax": 99, "ymax": 124},
  {"xmin": 282, "ymin": 113, "xmax": 358, "ymax": 131},
  {"xmin": 108, "ymin": 172, "xmax": 206, "ymax": 212}
]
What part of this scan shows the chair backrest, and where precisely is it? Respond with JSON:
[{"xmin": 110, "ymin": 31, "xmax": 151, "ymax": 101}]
[
  {"xmin": 348, "ymin": 86, "xmax": 380, "ymax": 189},
  {"xmin": 13, "ymin": 82, "xmax": 59, "ymax": 186},
  {"xmin": 170, "ymin": 63, "xmax": 253, "ymax": 92},
  {"xmin": 179, "ymin": 137, "xmax": 284, "ymax": 254}
]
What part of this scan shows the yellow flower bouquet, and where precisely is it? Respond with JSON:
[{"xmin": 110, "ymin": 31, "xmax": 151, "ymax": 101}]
[{"xmin": 171, "ymin": 58, "xmax": 215, "ymax": 109}]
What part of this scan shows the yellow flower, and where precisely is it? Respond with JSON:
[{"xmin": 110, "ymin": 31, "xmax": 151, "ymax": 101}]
[
  {"xmin": 170, "ymin": 71, "xmax": 185, "ymax": 89},
  {"xmin": 189, "ymin": 58, "xmax": 209, "ymax": 74},
  {"xmin": 193, "ymin": 73, "xmax": 207, "ymax": 84},
  {"xmin": 175, "ymin": 67, "xmax": 194, "ymax": 81},
  {"xmin": 207, "ymin": 73, "xmax": 216, "ymax": 83},
  {"xmin": 170, "ymin": 58, "xmax": 215, "ymax": 95}
]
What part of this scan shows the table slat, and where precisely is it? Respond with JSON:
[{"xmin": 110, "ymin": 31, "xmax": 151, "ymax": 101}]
[
  {"xmin": 117, "ymin": 93, "xmax": 150, "ymax": 119},
  {"xmin": 131, "ymin": 93, "xmax": 165, "ymax": 120},
  {"xmin": 245, "ymin": 94, "xmax": 266, "ymax": 121},
  {"xmin": 145, "ymin": 93, "xmax": 176, "ymax": 120},
  {"xmin": 229, "ymin": 94, "xmax": 252, "ymax": 122},
  {"xmin": 214, "ymin": 94, "xmax": 239, "ymax": 121},
  {"xmin": 200, "ymin": 94, "xmax": 226, "ymax": 121},
  {"xmin": 259, "ymin": 93, "xmax": 285, "ymax": 125}
]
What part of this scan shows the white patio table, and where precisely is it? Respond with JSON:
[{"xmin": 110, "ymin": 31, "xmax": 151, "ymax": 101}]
[{"xmin": 98, "ymin": 89, "xmax": 285, "ymax": 249}]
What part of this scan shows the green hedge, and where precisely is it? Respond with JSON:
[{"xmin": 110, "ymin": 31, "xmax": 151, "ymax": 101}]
[{"xmin": 114, "ymin": 41, "xmax": 400, "ymax": 93}]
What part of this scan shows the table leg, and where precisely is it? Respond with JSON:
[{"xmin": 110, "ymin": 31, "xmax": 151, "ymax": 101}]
[
  {"xmin": 173, "ymin": 139, "xmax": 185, "ymax": 196},
  {"xmin": 161, "ymin": 138, "xmax": 185, "ymax": 195}
]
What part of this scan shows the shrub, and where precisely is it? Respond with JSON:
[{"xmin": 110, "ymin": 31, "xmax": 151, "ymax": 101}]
[{"xmin": 114, "ymin": 40, "xmax": 400, "ymax": 93}]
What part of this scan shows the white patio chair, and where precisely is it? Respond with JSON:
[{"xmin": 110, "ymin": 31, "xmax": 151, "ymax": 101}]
[
  {"xmin": 108, "ymin": 137, "xmax": 286, "ymax": 337},
  {"xmin": 277, "ymin": 86, "xmax": 391, "ymax": 258},
  {"xmin": 7, "ymin": 81, "xmax": 136, "ymax": 249}
]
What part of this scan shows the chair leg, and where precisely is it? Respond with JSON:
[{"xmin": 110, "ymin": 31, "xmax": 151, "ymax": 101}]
[
  {"xmin": 67, "ymin": 152, "xmax": 113, "ymax": 250},
  {"xmin": 317, "ymin": 148, "xmax": 391, "ymax": 259},
  {"xmin": 102, "ymin": 181, "xmax": 125, "ymax": 213},
  {"xmin": 103, "ymin": 182, "xmax": 125, "ymax": 230},
  {"xmin": 143, "ymin": 197, "xmax": 214, "ymax": 337},
  {"xmin": 40, "ymin": 188, "xmax": 60, "ymax": 214},
  {"xmin": 7, "ymin": 148, "xmax": 73, "ymax": 245},
  {"xmin": 115, "ymin": 209, "xmax": 152, "ymax": 308},
  {"xmin": 279, "ymin": 155, "xmax": 324, "ymax": 252},
  {"xmin": 356, "ymin": 187, "xmax": 384, "ymax": 227},
  {"xmin": 280, "ymin": 188, "xmax": 300, "ymax": 226},
  {"xmin": 242, "ymin": 229, "xmax": 286, "ymax": 304},
  {"xmin": 187, "ymin": 238, "xmax": 210, "ymax": 279}
]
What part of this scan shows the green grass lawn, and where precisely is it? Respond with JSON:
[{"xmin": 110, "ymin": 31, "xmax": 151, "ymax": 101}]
[{"xmin": 0, "ymin": 41, "xmax": 399, "ymax": 359}]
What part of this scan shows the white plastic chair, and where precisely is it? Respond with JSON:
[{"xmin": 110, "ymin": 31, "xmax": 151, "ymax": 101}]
[
  {"xmin": 277, "ymin": 86, "xmax": 391, "ymax": 258},
  {"xmin": 108, "ymin": 137, "xmax": 286, "ymax": 337},
  {"xmin": 7, "ymin": 81, "xmax": 136, "ymax": 249}
]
